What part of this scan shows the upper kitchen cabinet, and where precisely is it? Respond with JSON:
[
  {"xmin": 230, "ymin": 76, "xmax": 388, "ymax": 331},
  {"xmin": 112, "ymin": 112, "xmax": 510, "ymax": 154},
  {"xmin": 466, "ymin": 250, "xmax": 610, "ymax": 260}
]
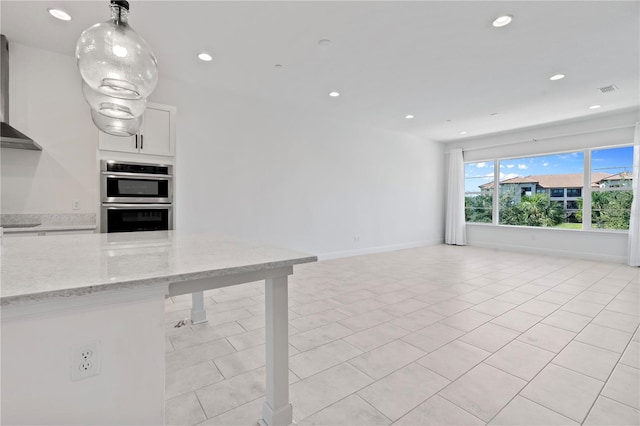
[{"xmin": 99, "ymin": 103, "xmax": 176, "ymax": 158}]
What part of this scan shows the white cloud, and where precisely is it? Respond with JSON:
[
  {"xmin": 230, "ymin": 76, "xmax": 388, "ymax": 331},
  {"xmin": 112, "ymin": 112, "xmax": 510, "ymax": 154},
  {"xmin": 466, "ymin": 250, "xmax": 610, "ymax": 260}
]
[
  {"xmin": 500, "ymin": 173, "xmax": 519, "ymax": 180},
  {"xmin": 542, "ymin": 162, "xmax": 549, "ymax": 167},
  {"xmin": 517, "ymin": 164, "xmax": 528, "ymax": 170},
  {"xmin": 506, "ymin": 164, "xmax": 515, "ymax": 169},
  {"xmin": 476, "ymin": 162, "xmax": 486, "ymax": 168}
]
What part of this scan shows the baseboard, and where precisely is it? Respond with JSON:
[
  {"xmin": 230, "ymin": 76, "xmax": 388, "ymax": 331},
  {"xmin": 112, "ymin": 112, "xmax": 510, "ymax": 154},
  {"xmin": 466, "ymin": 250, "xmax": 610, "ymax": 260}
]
[
  {"xmin": 318, "ymin": 239, "xmax": 443, "ymax": 261},
  {"xmin": 469, "ymin": 240, "xmax": 628, "ymax": 264}
]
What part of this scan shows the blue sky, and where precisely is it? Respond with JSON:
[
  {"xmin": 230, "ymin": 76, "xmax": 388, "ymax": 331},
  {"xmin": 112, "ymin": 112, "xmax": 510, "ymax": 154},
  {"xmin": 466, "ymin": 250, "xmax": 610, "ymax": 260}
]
[{"xmin": 465, "ymin": 146, "xmax": 634, "ymax": 193}]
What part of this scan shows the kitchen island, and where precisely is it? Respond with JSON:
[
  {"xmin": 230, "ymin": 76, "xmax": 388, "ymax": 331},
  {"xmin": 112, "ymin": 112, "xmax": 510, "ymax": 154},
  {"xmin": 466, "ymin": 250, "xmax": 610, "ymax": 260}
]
[{"xmin": 1, "ymin": 231, "xmax": 316, "ymax": 425}]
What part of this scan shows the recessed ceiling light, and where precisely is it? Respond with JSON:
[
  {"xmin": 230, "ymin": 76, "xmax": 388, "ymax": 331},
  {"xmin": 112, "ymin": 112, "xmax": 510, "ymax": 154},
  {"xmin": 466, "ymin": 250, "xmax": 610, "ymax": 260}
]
[
  {"xmin": 275, "ymin": 64, "xmax": 283, "ymax": 69},
  {"xmin": 460, "ymin": 131, "xmax": 468, "ymax": 135},
  {"xmin": 550, "ymin": 74, "xmax": 565, "ymax": 81},
  {"xmin": 329, "ymin": 91, "xmax": 340, "ymax": 97},
  {"xmin": 405, "ymin": 114, "xmax": 415, "ymax": 119},
  {"xmin": 589, "ymin": 104, "xmax": 601, "ymax": 109},
  {"xmin": 318, "ymin": 39, "xmax": 332, "ymax": 47},
  {"xmin": 492, "ymin": 15, "xmax": 512, "ymax": 27},
  {"xmin": 48, "ymin": 8, "xmax": 71, "ymax": 21},
  {"xmin": 198, "ymin": 52, "xmax": 213, "ymax": 62}
]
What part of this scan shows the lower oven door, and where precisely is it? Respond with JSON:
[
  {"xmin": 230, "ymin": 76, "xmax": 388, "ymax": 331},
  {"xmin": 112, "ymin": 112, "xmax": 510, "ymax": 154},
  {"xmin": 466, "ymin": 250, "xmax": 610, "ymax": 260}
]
[{"xmin": 101, "ymin": 204, "xmax": 173, "ymax": 233}]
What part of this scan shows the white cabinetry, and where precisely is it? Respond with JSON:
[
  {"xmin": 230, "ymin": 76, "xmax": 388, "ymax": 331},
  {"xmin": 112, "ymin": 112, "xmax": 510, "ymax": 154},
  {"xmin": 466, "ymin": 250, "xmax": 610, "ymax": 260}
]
[{"xmin": 98, "ymin": 103, "xmax": 176, "ymax": 157}]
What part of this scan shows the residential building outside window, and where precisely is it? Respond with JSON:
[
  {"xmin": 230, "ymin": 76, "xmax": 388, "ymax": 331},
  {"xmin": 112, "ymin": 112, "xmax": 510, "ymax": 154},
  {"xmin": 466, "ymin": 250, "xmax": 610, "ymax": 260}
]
[{"xmin": 498, "ymin": 152, "xmax": 585, "ymax": 228}]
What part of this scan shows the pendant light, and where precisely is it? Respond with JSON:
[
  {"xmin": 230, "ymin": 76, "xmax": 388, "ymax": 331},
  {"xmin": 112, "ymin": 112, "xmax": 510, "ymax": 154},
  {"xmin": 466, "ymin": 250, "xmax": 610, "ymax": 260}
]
[
  {"xmin": 76, "ymin": 0, "xmax": 157, "ymax": 136},
  {"xmin": 82, "ymin": 81, "xmax": 146, "ymax": 120},
  {"xmin": 76, "ymin": 0, "xmax": 157, "ymax": 99},
  {"xmin": 90, "ymin": 109, "xmax": 142, "ymax": 137}
]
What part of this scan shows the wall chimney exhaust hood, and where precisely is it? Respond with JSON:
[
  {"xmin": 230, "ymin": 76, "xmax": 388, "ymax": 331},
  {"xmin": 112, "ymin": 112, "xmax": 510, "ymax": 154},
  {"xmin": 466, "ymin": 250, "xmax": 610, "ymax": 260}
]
[{"xmin": 1, "ymin": 34, "xmax": 42, "ymax": 151}]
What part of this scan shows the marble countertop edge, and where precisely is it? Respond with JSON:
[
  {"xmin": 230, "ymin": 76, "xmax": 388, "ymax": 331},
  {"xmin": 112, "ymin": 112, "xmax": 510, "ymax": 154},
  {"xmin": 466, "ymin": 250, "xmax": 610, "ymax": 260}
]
[
  {"xmin": 2, "ymin": 224, "xmax": 97, "ymax": 233},
  {"xmin": 0, "ymin": 255, "xmax": 318, "ymax": 307},
  {"xmin": 0, "ymin": 279, "xmax": 170, "ymax": 307}
]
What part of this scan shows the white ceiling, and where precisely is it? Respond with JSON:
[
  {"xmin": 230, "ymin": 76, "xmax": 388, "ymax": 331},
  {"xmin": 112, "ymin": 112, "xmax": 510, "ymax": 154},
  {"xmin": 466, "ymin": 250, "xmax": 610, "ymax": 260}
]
[{"xmin": 1, "ymin": 1, "xmax": 638, "ymax": 142}]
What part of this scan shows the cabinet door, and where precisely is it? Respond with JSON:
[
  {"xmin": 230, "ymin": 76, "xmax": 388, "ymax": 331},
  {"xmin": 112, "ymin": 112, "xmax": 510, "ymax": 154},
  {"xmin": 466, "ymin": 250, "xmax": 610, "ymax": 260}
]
[
  {"xmin": 140, "ymin": 107, "xmax": 173, "ymax": 156},
  {"xmin": 98, "ymin": 131, "xmax": 139, "ymax": 153}
]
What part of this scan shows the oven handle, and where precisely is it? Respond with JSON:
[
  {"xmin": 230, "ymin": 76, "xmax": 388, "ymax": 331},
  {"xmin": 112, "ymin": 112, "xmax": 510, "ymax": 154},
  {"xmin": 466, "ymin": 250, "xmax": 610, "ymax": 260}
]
[
  {"xmin": 102, "ymin": 203, "xmax": 173, "ymax": 209},
  {"xmin": 101, "ymin": 172, "xmax": 173, "ymax": 179}
]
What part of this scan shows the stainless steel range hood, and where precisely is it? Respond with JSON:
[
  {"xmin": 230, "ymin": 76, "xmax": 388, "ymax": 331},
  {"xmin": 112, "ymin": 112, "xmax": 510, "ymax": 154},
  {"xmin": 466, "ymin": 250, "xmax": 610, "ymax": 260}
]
[{"xmin": 1, "ymin": 34, "xmax": 41, "ymax": 151}]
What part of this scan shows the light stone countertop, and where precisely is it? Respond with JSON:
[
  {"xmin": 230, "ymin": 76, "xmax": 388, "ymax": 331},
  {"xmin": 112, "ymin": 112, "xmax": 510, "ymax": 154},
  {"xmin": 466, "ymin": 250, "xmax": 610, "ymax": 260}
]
[
  {"xmin": 1, "ymin": 213, "xmax": 97, "ymax": 233},
  {"xmin": 0, "ymin": 231, "xmax": 317, "ymax": 306},
  {"xmin": 2, "ymin": 224, "xmax": 97, "ymax": 233}
]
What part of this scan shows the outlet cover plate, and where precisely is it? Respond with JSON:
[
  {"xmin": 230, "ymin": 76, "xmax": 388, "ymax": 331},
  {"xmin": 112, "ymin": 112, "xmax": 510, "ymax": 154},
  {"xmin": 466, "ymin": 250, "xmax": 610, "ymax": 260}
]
[{"xmin": 71, "ymin": 341, "xmax": 100, "ymax": 381}]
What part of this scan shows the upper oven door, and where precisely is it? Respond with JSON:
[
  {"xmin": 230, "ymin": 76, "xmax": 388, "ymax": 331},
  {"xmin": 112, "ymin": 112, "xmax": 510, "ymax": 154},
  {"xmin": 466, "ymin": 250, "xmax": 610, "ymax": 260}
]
[{"xmin": 101, "ymin": 173, "xmax": 173, "ymax": 203}]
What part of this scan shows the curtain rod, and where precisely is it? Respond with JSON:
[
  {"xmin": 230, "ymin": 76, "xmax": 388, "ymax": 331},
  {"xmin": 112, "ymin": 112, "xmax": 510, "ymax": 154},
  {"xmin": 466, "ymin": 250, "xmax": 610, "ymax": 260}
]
[{"xmin": 447, "ymin": 123, "xmax": 637, "ymax": 154}]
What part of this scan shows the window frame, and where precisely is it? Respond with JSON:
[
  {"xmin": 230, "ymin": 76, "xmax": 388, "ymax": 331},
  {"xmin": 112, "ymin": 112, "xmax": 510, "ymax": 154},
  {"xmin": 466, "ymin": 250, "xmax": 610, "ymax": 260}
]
[
  {"xmin": 587, "ymin": 146, "xmax": 634, "ymax": 231},
  {"xmin": 463, "ymin": 143, "xmax": 634, "ymax": 233},
  {"xmin": 464, "ymin": 160, "xmax": 496, "ymax": 224}
]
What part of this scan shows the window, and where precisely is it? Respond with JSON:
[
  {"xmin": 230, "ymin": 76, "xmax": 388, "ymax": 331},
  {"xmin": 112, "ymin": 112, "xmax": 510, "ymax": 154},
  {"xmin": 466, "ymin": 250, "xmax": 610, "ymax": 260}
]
[
  {"xmin": 590, "ymin": 146, "xmax": 634, "ymax": 230},
  {"xmin": 464, "ymin": 161, "xmax": 494, "ymax": 223},
  {"xmin": 463, "ymin": 144, "xmax": 635, "ymax": 232},
  {"xmin": 498, "ymin": 153, "xmax": 583, "ymax": 228},
  {"xmin": 521, "ymin": 187, "xmax": 532, "ymax": 197}
]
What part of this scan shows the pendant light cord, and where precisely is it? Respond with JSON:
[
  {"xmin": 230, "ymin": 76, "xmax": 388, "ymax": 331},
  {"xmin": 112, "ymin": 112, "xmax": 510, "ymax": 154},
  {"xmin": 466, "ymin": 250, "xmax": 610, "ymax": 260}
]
[{"xmin": 110, "ymin": 0, "xmax": 129, "ymax": 24}]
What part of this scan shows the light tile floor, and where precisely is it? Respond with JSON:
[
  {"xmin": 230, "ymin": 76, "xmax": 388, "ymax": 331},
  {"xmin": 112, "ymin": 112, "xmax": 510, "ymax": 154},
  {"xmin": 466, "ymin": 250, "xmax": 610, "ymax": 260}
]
[{"xmin": 164, "ymin": 245, "xmax": 640, "ymax": 425}]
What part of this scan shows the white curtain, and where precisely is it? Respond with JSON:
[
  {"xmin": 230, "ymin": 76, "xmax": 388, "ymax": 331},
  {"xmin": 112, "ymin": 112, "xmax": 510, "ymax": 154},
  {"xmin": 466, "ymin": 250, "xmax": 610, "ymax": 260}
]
[
  {"xmin": 445, "ymin": 148, "xmax": 467, "ymax": 245},
  {"xmin": 628, "ymin": 122, "xmax": 640, "ymax": 267}
]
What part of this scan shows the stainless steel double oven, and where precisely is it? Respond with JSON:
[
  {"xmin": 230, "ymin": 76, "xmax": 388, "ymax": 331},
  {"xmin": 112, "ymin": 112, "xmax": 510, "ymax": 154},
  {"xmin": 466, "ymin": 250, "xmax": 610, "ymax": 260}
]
[{"xmin": 100, "ymin": 160, "xmax": 173, "ymax": 233}]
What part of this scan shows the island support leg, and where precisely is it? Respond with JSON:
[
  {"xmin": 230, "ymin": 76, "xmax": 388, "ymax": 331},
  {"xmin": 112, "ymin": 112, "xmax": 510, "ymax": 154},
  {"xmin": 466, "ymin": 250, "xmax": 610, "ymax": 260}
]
[
  {"xmin": 260, "ymin": 275, "xmax": 292, "ymax": 426},
  {"xmin": 190, "ymin": 291, "xmax": 208, "ymax": 324}
]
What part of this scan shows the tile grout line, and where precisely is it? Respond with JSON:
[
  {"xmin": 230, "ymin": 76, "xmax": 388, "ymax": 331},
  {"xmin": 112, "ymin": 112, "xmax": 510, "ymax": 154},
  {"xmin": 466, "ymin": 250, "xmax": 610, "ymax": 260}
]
[
  {"xmin": 436, "ymin": 385, "xmax": 497, "ymax": 424},
  {"xmin": 517, "ymin": 394, "xmax": 581, "ymax": 424},
  {"xmin": 580, "ymin": 322, "xmax": 640, "ymax": 422},
  {"xmin": 495, "ymin": 278, "xmax": 635, "ymax": 425},
  {"xmin": 462, "ymin": 271, "xmax": 628, "ymax": 424},
  {"xmin": 597, "ymin": 394, "xmax": 640, "ymax": 413}
]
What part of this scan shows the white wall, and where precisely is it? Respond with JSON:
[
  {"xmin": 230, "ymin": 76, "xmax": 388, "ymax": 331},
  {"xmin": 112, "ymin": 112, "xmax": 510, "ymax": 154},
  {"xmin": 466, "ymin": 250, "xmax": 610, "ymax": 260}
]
[
  {"xmin": 1, "ymin": 43, "xmax": 98, "ymax": 214},
  {"xmin": 152, "ymin": 80, "xmax": 445, "ymax": 258},
  {"xmin": 445, "ymin": 108, "xmax": 639, "ymax": 263},
  {"xmin": 1, "ymin": 293, "xmax": 166, "ymax": 425},
  {"xmin": 2, "ymin": 42, "xmax": 445, "ymax": 258},
  {"xmin": 449, "ymin": 108, "xmax": 638, "ymax": 162},
  {"xmin": 466, "ymin": 224, "xmax": 629, "ymax": 263}
]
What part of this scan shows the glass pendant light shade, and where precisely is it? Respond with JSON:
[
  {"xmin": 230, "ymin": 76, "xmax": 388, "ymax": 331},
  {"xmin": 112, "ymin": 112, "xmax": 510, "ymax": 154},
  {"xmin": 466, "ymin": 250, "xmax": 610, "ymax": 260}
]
[
  {"xmin": 90, "ymin": 108, "xmax": 141, "ymax": 137},
  {"xmin": 82, "ymin": 80, "xmax": 146, "ymax": 119},
  {"xmin": 76, "ymin": 0, "xmax": 158, "ymax": 100}
]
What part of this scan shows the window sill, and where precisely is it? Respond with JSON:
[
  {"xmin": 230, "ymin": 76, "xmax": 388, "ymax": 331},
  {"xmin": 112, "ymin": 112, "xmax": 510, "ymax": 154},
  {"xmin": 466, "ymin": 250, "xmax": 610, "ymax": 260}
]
[{"xmin": 465, "ymin": 222, "xmax": 629, "ymax": 235}]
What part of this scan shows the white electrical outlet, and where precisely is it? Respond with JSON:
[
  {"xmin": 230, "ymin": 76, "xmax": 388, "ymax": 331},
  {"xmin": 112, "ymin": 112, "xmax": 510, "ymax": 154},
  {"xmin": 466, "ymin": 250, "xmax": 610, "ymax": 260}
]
[
  {"xmin": 71, "ymin": 341, "xmax": 100, "ymax": 381},
  {"xmin": 72, "ymin": 200, "xmax": 81, "ymax": 210}
]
